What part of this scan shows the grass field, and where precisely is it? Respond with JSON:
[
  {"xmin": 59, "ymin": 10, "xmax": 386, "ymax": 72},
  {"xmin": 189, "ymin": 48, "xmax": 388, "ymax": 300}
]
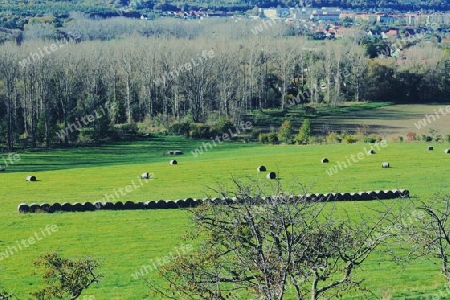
[{"xmin": 1, "ymin": 105, "xmax": 450, "ymax": 299}]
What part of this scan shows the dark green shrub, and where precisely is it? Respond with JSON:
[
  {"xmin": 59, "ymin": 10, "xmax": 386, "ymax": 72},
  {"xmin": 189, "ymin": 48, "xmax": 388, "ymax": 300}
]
[{"xmin": 169, "ymin": 122, "xmax": 193, "ymax": 137}]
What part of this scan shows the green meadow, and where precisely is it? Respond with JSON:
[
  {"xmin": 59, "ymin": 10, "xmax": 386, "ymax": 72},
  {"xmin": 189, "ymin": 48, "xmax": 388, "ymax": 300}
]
[{"xmin": 1, "ymin": 135, "xmax": 450, "ymax": 299}]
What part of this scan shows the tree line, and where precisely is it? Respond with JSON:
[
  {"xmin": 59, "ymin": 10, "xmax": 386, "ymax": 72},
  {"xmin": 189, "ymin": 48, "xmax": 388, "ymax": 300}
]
[{"xmin": 0, "ymin": 24, "xmax": 449, "ymax": 150}]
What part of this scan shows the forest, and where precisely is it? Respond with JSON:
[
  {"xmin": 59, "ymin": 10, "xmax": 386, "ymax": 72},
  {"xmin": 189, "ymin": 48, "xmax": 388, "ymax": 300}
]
[{"xmin": 0, "ymin": 17, "xmax": 449, "ymax": 150}]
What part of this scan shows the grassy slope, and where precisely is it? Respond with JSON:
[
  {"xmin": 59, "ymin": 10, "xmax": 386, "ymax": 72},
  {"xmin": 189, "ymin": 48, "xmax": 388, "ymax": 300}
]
[{"xmin": 1, "ymin": 103, "xmax": 450, "ymax": 299}]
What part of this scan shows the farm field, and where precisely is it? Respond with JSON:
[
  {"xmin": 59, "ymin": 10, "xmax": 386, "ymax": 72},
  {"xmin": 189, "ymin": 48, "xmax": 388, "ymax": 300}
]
[{"xmin": 0, "ymin": 134, "xmax": 450, "ymax": 299}]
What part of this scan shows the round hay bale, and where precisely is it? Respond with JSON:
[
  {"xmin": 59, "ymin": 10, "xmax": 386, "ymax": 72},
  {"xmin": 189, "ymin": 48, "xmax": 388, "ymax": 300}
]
[
  {"xmin": 145, "ymin": 201, "xmax": 157, "ymax": 209},
  {"xmin": 399, "ymin": 189, "xmax": 410, "ymax": 198},
  {"xmin": 40, "ymin": 203, "xmax": 50, "ymax": 213},
  {"xmin": 156, "ymin": 200, "xmax": 168, "ymax": 209},
  {"xmin": 266, "ymin": 172, "xmax": 276, "ymax": 180},
  {"xmin": 367, "ymin": 149, "xmax": 376, "ymax": 155},
  {"xmin": 141, "ymin": 172, "xmax": 149, "ymax": 179},
  {"xmin": 49, "ymin": 202, "xmax": 62, "ymax": 213},
  {"xmin": 445, "ymin": 149, "xmax": 450, "ymax": 154},
  {"xmin": 341, "ymin": 193, "xmax": 352, "ymax": 201},
  {"xmin": 93, "ymin": 201, "xmax": 104, "ymax": 209},
  {"xmin": 349, "ymin": 193, "xmax": 358, "ymax": 201},
  {"xmin": 167, "ymin": 150, "xmax": 174, "ymax": 155},
  {"xmin": 357, "ymin": 192, "xmax": 371, "ymax": 201},
  {"xmin": 377, "ymin": 190, "xmax": 387, "ymax": 199},
  {"xmin": 170, "ymin": 160, "xmax": 177, "ymax": 165},
  {"xmin": 321, "ymin": 158, "xmax": 329, "ymax": 163},
  {"xmin": 175, "ymin": 199, "xmax": 188, "ymax": 208},
  {"xmin": 257, "ymin": 165, "xmax": 266, "ymax": 172},
  {"xmin": 83, "ymin": 202, "xmax": 96, "ymax": 211},
  {"xmin": 182, "ymin": 198, "xmax": 193, "ymax": 207},
  {"xmin": 26, "ymin": 175, "xmax": 36, "ymax": 182},
  {"xmin": 0, "ymin": 166, "xmax": 5, "ymax": 171},
  {"xmin": 72, "ymin": 202, "xmax": 85, "ymax": 212},
  {"xmin": 18, "ymin": 203, "xmax": 30, "ymax": 213},
  {"xmin": 124, "ymin": 201, "xmax": 136, "ymax": 210},
  {"xmin": 29, "ymin": 203, "xmax": 40, "ymax": 213},
  {"xmin": 114, "ymin": 201, "xmax": 124, "ymax": 210},
  {"xmin": 61, "ymin": 202, "xmax": 72, "ymax": 212},
  {"xmin": 102, "ymin": 202, "xmax": 115, "ymax": 210},
  {"xmin": 368, "ymin": 191, "xmax": 378, "ymax": 200},
  {"xmin": 383, "ymin": 190, "xmax": 395, "ymax": 199},
  {"xmin": 428, "ymin": 146, "xmax": 434, "ymax": 151},
  {"xmin": 135, "ymin": 201, "xmax": 145, "ymax": 209},
  {"xmin": 382, "ymin": 162, "xmax": 390, "ymax": 168},
  {"xmin": 314, "ymin": 193, "xmax": 325, "ymax": 201},
  {"xmin": 174, "ymin": 150, "xmax": 183, "ymax": 155},
  {"xmin": 166, "ymin": 201, "xmax": 178, "ymax": 209}
]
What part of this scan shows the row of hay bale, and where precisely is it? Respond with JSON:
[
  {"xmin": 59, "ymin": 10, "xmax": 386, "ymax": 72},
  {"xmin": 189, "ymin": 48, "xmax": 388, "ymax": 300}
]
[{"xmin": 17, "ymin": 189, "xmax": 409, "ymax": 213}]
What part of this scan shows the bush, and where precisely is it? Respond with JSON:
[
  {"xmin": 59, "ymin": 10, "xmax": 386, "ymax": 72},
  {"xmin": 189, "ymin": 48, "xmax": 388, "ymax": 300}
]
[
  {"xmin": 251, "ymin": 128, "xmax": 262, "ymax": 140},
  {"xmin": 278, "ymin": 120, "xmax": 294, "ymax": 144},
  {"xmin": 213, "ymin": 118, "xmax": 235, "ymax": 134},
  {"xmin": 406, "ymin": 131, "xmax": 417, "ymax": 142},
  {"xmin": 258, "ymin": 133, "xmax": 269, "ymax": 144},
  {"xmin": 169, "ymin": 122, "xmax": 193, "ymax": 137},
  {"xmin": 296, "ymin": 119, "xmax": 311, "ymax": 145},
  {"xmin": 326, "ymin": 131, "xmax": 340, "ymax": 144},
  {"xmin": 268, "ymin": 131, "xmax": 278, "ymax": 144},
  {"xmin": 343, "ymin": 135, "xmax": 359, "ymax": 144},
  {"xmin": 398, "ymin": 136, "xmax": 404, "ymax": 142},
  {"xmin": 189, "ymin": 124, "xmax": 214, "ymax": 139}
]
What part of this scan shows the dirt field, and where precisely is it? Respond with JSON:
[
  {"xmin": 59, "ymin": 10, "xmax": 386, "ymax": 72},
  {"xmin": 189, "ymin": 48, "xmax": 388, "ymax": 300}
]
[{"xmin": 314, "ymin": 104, "xmax": 450, "ymax": 137}]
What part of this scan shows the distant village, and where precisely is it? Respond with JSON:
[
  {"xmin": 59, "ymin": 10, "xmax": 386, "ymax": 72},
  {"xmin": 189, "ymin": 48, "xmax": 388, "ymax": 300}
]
[{"xmin": 144, "ymin": 7, "xmax": 450, "ymax": 42}]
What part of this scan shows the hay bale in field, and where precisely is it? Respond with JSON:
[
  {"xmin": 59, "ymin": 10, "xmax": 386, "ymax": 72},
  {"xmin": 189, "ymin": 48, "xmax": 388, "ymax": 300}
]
[
  {"xmin": 349, "ymin": 193, "xmax": 358, "ymax": 201},
  {"xmin": 72, "ymin": 202, "xmax": 85, "ymax": 212},
  {"xmin": 155, "ymin": 200, "xmax": 168, "ymax": 209},
  {"xmin": 18, "ymin": 203, "xmax": 30, "ymax": 213},
  {"xmin": 167, "ymin": 150, "xmax": 174, "ymax": 155},
  {"xmin": 341, "ymin": 193, "xmax": 352, "ymax": 201},
  {"xmin": 445, "ymin": 149, "xmax": 450, "ymax": 154},
  {"xmin": 29, "ymin": 203, "xmax": 40, "ymax": 213},
  {"xmin": 357, "ymin": 192, "xmax": 371, "ymax": 201},
  {"xmin": 145, "ymin": 201, "xmax": 157, "ymax": 209},
  {"xmin": 175, "ymin": 199, "xmax": 188, "ymax": 208},
  {"xmin": 93, "ymin": 202, "xmax": 104, "ymax": 210},
  {"xmin": 135, "ymin": 201, "xmax": 145, "ymax": 209},
  {"xmin": 83, "ymin": 202, "xmax": 96, "ymax": 211},
  {"xmin": 102, "ymin": 202, "xmax": 115, "ymax": 210},
  {"xmin": 367, "ymin": 149, "xmax": 376, "ymax": 155},
  {"xmin": 124, "ymin": 201, "xmax": 136, "ymax": 210},
  {"xmin": 49, "ymin": 202, "xmax": 62, "ymax": 213},
  {"xmin": 61, "ymin": 202, "xmax": 72, "ymax": 212},
  {"xmin": 26, "ymin": 175, "xmax": 36, "ymax": 181},
  {"xmin": 377, "ymin": 190, "xmax": 387, "ymax": 199},
  {"xmin": 382, "ymin": 162, "xmax": 390, "ymax": 168},
  {"xmin": 266, "ymin": 172, "xmax": 276, "ymax": 180},
  {"xmin": 40, "ymin": 203, "xmax": 50, "ymax": 213},
  {"xmin": 174, "ymin": 150, "xmax": 183, "ymax": 155},
  {"xmin": 368, "ymin": 191, "xmax": 378, "ymax": 200},
  {"xmin": 141, "ymin": 172, "xmax": 150, "ymax": 179},
  {"xmin": 166, "ymin": 201, "xmax": 178, "ymax": 209},
  {"xmin": 257, "ymin": 165, "xmax": 266, "ymax": 172},
  {"xmin": 383, "ymin": 190, "xmax": 395, "ymax": 199},
  {"xmin": 428, "ymin": 146, "xmax": 433, "ymax": 151},
  {"xmin": 321, "ymin": 158, "xmax": 329, "ymax": 163},
  {"xmin": 114, "ymin": 201, "xmax": 124, "ymax": 210},
  {"xmin": 170, "ymin": 159, "xmax": 177, "ymax": 165},
  {"xmin": 0, "ymin": 166, "xmax": 5, "ymax": 171},
  {"xmin": 399, "ymin": 189, "xmax": 410, "ymax": 198}
]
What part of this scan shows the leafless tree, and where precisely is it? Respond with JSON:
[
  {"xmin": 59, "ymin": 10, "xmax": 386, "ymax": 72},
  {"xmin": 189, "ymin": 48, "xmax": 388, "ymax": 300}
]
[{"xmin": 149, "ymin": 178, "xmax": 403, "ymax": 300}]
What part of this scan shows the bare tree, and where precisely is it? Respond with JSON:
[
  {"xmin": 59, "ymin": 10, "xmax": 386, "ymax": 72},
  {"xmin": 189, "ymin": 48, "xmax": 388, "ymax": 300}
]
[
  {"xmin": 149, "ymin": 178, "xmax": 402, "ymax": 300},
  {"xmin": 403, "ymin": 194, "xmax": 450, "ymax": 282}
]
